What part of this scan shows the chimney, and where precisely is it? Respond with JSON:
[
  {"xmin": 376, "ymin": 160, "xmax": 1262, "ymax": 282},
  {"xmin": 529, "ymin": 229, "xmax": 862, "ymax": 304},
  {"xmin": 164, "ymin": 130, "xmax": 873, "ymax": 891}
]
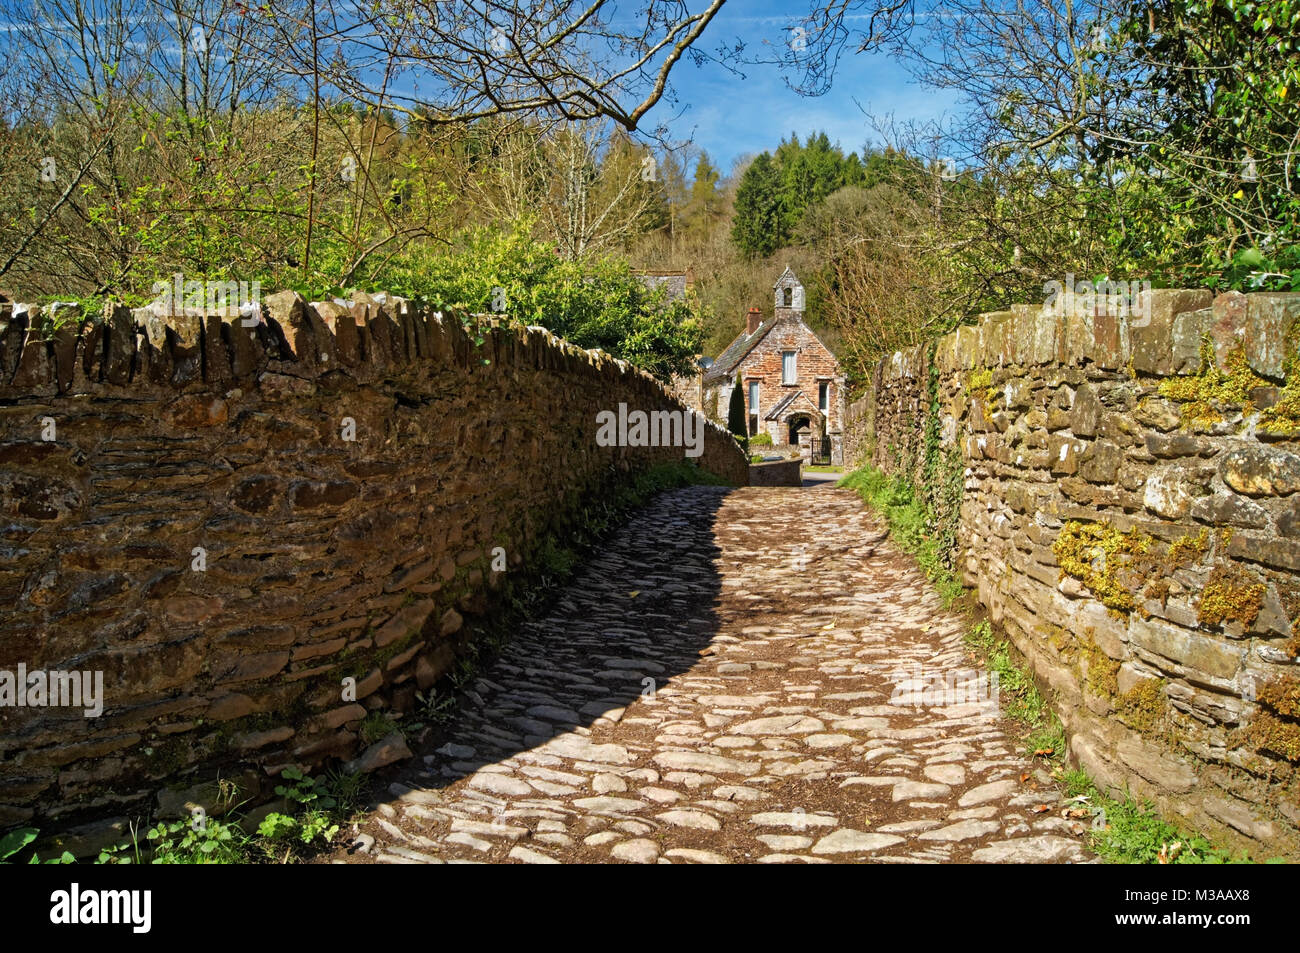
[{"xmin": 746, "ymin": 308, "xmax": 762, "ymax": 335}]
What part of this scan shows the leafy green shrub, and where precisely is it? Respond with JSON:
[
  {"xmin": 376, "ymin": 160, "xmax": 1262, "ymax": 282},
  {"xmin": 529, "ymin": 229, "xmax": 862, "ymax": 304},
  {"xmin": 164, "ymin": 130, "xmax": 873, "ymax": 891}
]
[
  {"xmin": 353, "ymin": 222, "xmax": 704, "ymax": 382},
  {"xmin": 146, "ymin": 816, "xmax": 248, "ymax": 864},
  {"xmin": 274, "ymin": 766, "xmax": 338, "ymax": 812},
  {"xmin": 255, "ymin": 767, "xmax": 343, "ymax": 858},
  {"xmin": 0, "ymin": 827, "xmax": 75, "ymax": 865},
  {"xmin": 0, "ymin": 828, "xmax": 37, "ymax": 864},
  {"xmin": 256, "ymin": 810, "xmax": 339, "ymax": 851}
]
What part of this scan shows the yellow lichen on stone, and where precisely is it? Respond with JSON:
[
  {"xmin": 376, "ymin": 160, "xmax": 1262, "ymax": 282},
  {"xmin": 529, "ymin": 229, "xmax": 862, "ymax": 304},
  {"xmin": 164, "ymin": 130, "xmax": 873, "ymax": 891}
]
[
  {"xmin": 1158, "ymin": 339, "xmax": 1266, "ymax": 429},
  {"xmin": 1048, "ymin": 625, "xmax": 1070, "ymax": 655},
  {"xmin": 1053, "ymin": 520, "xmax": 1153, "ymax": 615},
  {"xmin": 1167, "ymin": 528, "xmax": 1210, "ymax": 567},
  {"xmin": 1257, "ymin": 674, "xmax": 1300, "ymax": 718},
  {"xmin": 1240, "ymin": 713, "xmax": 1300, "ymax": 761},
  {"xmin": 1239, "ymin": 676, "xmax": 1300, "ymax": 762},
  {"xmin": 1258, "ymin": 356, "xmax": 1300, "ymax": 436},
  {"xmin": 966, "ymin": 368, "xmax": 996, "ymax": 406},
  {"xmin": 1197, "ymin": 563, "xmax": 1266, "ymax": 628},
  {"xmin": 1080, "ymin": 635, "xmax": 1120, "ymax": 697}
]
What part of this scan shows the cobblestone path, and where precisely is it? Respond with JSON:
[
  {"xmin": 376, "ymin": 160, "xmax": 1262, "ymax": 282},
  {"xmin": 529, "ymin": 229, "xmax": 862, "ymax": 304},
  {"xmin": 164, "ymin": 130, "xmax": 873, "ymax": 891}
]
[{"xmin": 332, "ymin": 485, "xmax": 1096, "ymax": 864}]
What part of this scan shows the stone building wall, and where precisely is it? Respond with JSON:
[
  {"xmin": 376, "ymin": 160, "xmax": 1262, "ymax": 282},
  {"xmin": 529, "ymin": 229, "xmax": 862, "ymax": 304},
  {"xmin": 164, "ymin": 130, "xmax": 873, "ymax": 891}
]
[
  {"xmin": 0, "ymin": 290, "xmax": 747, "ymax": 837},
  {"xmin": 668, "ymin": 367, "xmax": 704, "ymax": 412},
  {"xmin": 867, "ymin": 289, "xmax": 1300, "ymax": 858},
  {"xmin": 736, "ymin": 317, "xmax": 844, "ymax": 461}
]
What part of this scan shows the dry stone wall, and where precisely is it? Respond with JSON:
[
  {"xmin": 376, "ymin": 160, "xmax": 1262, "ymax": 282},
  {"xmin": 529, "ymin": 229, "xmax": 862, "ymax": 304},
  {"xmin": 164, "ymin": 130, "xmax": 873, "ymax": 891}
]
[
  {"xmin": 861, "ymin": 289, "xmax": 1300, "ymax": 858},
  {"xmin": 748, "ymin": 458, "xmax": 802, "ymax": 486},
  {"xmin": 0, "ymin": 291, "xmax": 746, "ymax": 838},
  {"xmin": 841, "ymin": 393, "xmax": 875, "ymax": 470}
]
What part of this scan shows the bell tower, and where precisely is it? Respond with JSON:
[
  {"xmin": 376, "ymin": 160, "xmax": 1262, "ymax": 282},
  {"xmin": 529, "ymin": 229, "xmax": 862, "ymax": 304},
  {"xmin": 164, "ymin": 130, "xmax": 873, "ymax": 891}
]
[{"xmin": 774, "ymin": 266, "xmax": 804, "ymax": 320}]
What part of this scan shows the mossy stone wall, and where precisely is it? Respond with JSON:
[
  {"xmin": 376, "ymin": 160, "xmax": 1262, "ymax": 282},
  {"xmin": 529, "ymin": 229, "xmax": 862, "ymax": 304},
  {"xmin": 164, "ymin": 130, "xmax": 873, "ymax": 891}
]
[{"xmin": 854, "ymin": 288, "xmax": 1300, "ymax": 859}]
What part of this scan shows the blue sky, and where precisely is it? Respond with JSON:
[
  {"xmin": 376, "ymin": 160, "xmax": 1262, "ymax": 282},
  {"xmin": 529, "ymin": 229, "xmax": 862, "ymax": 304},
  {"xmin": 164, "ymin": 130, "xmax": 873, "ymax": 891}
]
[
  {"xmin": 0, "ymin": 0, "xmax": 958, "ymax": 172},
  {"xmin": 643, "ymin": 0, "xmax": 960, "ymax": 172}
]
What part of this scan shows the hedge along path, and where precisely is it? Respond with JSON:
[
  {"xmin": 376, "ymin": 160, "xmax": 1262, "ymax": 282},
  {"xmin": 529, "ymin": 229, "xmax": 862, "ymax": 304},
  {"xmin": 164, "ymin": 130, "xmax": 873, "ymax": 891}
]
[{"xmin": 329, "ymin": 485, "xmax": 1097, "ymax": 864}]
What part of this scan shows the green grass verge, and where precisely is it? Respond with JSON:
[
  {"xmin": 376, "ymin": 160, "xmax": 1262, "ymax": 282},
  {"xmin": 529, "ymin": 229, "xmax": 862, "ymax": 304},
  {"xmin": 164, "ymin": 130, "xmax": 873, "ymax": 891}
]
[
  {"xmin": 964, "ymin": 620, "xmax": 1064, "ymax": 758},
  {"xmin": 838, "ymin": 466, "xmax": 963, "ymax": 605},
  {"xmin": 1060, "ymin": 770, "xmax": 1273, "ymax": 864},
  {"xmin": 5, "ymin": 766, "xmax": 372, "ymax": 865}
]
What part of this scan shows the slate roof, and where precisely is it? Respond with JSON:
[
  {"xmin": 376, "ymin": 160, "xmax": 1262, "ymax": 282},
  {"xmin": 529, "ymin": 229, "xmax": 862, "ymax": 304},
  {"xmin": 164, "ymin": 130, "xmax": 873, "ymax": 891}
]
[
  {"xmin": 635, "ymin": 270, "xmax": 691, "ymax": 304},
  {"xmin": 702, "ymin": 317, "xmax": 776, "ymax": 384}
]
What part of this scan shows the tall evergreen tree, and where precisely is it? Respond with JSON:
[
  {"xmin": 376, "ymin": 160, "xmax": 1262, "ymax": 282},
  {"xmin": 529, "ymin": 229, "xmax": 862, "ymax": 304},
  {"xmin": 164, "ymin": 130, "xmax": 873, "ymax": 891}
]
[
  {"xmin": 731, "ymin": 132, "xmax": 869, "ymax": 258},
  {"xmin": 727, "ymin": 370, "xmax": 749, "ymax": 451},
  {"xmin": 681, "ymin": 153, "xmax": 723, "ymax": 236},
  {"xmin": 731, "ymin": 152, "xmax": 783, "ymax": 257}
]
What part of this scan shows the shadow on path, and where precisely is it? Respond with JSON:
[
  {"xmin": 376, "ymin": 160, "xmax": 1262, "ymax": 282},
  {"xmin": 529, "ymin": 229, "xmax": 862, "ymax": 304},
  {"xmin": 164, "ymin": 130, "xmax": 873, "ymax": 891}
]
[{"xmin": 332, "ymin": 485, "xmax": 1096, "ymax": 865}]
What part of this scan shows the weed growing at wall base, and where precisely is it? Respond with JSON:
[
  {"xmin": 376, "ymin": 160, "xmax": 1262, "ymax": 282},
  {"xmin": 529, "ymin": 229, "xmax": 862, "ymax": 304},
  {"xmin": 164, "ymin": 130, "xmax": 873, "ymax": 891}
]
[
  {"xmin": 1061, "ymin": 772, "xmax": 1270, "ymax": 864},
  {"xmin": 963, "ymin": 621, "xmax": 1062, "ymax": 754},
  {"xmin": 839, "ymin": 466, "xmax": 963, "ymax": 605},
  {"xmin": 963, "ymin": 620, "xmax": 1262, "ymax": 864}
]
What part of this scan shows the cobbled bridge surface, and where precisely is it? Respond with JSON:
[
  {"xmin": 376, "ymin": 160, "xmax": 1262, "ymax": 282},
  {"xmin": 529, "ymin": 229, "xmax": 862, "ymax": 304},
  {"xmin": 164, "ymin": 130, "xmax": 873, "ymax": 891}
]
[{"xmin": 332, "ymin": 484, "xmax": 1096, "ymax": 865}]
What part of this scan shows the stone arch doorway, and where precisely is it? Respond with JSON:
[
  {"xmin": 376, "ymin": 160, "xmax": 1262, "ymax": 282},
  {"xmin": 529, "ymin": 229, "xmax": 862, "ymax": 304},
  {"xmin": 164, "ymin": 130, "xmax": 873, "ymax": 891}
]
[{"xmin": 787, "ymin": 413, "xmax": 813, "ymax": 446}]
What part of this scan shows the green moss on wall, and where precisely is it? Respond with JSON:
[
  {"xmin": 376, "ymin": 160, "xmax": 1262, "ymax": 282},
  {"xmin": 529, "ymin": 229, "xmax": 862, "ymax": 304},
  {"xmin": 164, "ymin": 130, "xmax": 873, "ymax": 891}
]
[{"xmin": 1118, "ymin": 678, "xmax": 1168, "ymax": 736}]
